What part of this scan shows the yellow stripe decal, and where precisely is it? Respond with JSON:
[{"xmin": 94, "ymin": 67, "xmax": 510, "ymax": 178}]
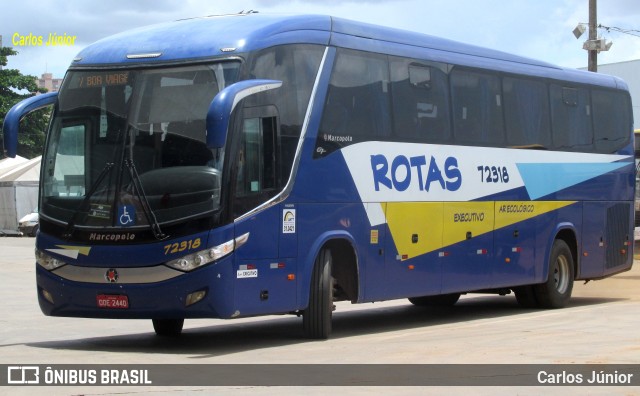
[
  {"xmin": 386, "ymin": 202, "xmax": 444, "ymax": 260},
  {"xmin": 494, "ymin": 201, "xmax": 575, "ymax": 229},
  {"xmin": 385, "ymin": 201, "xmax": 575, "ymax": 260}
]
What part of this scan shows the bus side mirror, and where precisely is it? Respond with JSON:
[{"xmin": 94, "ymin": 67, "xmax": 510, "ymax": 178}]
[
  {"xmin": 2, "ymin": 92, "xmax": 57, "ymax": 158},
  {"xmin": 206, "ymin": 79, "xmax": 282, "ymax": 148}
]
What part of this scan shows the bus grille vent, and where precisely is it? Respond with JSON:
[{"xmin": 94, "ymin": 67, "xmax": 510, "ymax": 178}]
[{"xmin": 605, "ymin": 203, "xmax": 631, "ymax": 269}]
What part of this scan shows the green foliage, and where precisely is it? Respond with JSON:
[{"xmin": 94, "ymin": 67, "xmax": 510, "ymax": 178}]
[{"xmin": 0, "ymin": 46, "xmax": 50, "ymax": 159}]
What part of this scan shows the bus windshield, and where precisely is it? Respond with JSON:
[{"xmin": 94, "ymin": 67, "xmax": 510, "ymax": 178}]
[{"xmin": 41, "ymin": 62, "xmax": 241, "ymax": 230}]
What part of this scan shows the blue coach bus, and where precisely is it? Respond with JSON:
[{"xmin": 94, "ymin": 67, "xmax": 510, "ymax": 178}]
[{"xmin": 3, "ymin": 13, "xmax": 635, "ymax": 339}]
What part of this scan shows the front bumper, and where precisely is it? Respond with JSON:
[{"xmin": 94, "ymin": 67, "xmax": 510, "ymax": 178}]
[{"xmin": 36, "ymin": 255, "xmax": 236, "ymax": 319}]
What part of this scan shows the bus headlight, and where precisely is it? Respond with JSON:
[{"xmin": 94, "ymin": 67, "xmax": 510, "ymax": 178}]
[
  {"xmin": 165, "ymin": 233, "xmax": 249, "ymax": 272},
  {"xmin": 35, "ymin": 249, "xmax": 67, "ymax": 270}
]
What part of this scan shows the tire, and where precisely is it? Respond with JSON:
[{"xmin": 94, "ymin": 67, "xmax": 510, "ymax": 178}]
[
  {"xmin": 513, "ymin": 285, "xmax": 538, "ymax": 308},
  {"xmin": 534, "ymin": 239, "xmax": 574, "ymax": 308},
  {"xmin": 409, "ymin": 293, "xmax": 460, "ymax": 307},
  {"xmin": 152, "ymin": 318, "xmax": 184, "ymax": 337},
  {"xmin": 303, "ymin": 249, "xmax": 334, "ymax": 339},
  {"xmin": 30, "ymin": 224, "xmax": 39, "ymax": 237}
]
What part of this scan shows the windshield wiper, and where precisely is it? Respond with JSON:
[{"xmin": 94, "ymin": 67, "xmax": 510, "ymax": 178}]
[
  {"xmin": 124, "ymin": 158, "xmax": 168, "ymax": 240},
  {"xmin": 63, "ymin": 162, "xmax": 114, "ymax": 239}
]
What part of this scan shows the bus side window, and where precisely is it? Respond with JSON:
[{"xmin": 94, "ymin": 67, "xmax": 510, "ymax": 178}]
[
  {"xmin": 316, "ymin": 49, "xmax": 391, "ymax": 157},
  {"xmin": 233, "ymin": 114, "xmax": 278, "ymax": 216},
  {"xmin": 550, "ymin": 85, "xmax": 593, "ymax": 151},
  {"xmin": 503, "ymin": 77, "xmax": 551, "ymax": 148},
  {"xmin": 592, "ymin": 90, "xmax": 630, "ymax": 153},
  {"xmin": 236, "ymin": 117, "xmax": 277, "ymax": 195},
  {"xmin": 451, "ymin": 69, "xmax": 504, "ymax": 146},
  {"xmin": 390, "ymin": 59, "xmax": 451, "ymax": 143},
  {"xmin": 246, "ymin": 44, "xmax": 324, "ymax": 173}
]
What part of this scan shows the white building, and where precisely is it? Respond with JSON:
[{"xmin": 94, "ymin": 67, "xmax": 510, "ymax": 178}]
[
  {"xmin": 36, "ymin": 73, "xmax": 63, "ymax": 93},
  {"xmin": 0, "ymin": 156, "xmax": 40, "ymax": 234}
]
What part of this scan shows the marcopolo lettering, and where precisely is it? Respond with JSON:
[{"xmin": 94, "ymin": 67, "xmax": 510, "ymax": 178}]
[
  {"xmin": 89, "ymin": 233, "xmax": 135, "ymax": 242},
  {"xmin": 324, "ymin": 134, "xmax": 353, "ymax": 143},
  {"xmin": 371, "ymin": 154, "xmax": 462, "ymax": 192}
]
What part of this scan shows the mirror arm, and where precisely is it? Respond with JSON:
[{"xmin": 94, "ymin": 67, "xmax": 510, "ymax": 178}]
[
  {"xmin": 206, "ymin": 79, "xmax": 282, "ymax": 148},
  {"xmin": 2, "ymin": 92, "xmax": 58, "ymax": 157}
]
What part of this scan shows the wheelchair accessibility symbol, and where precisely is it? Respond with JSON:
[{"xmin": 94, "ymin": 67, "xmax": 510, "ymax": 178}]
[{"xmin": 118, "ymin": 205, "xmax": 136, "ymax": 226}]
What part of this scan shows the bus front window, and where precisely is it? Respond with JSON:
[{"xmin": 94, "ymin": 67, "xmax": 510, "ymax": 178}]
[{"xmin": 41, "ymin": 62, "xmax": 240, "ymax": 231}]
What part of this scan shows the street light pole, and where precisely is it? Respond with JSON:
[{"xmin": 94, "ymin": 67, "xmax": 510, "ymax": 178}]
[{"xmin": 588, "ymin": 0, "xmax": 597, "ymax": 72}]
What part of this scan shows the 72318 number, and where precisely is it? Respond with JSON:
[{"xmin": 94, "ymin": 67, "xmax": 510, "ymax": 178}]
[
  {"xmin": 164, "ymin": 238, "xmax": 201, "ymax": 255},
  {"xmin": 477, "ymin": 165, "xmax": 509, "ymax": 183}
]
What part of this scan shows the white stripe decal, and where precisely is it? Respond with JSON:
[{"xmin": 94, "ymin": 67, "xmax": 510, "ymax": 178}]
[
  {"xmin": 46, "ymin": 249, "xmax": 79, "ymax": 260},
  {"xmin": 341, "ymin": 142, "xmax": 630, "ymax": 225}
]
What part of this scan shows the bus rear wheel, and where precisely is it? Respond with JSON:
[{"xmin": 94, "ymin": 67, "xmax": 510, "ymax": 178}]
[
  {"xmin": 409, "ymin": 293, "xmax": 460, "ymax": 307},
  {"xmin": 303, "ymin": 248, "xmax": 334, "ymax": 339},
  {"xmin": 152, "ymin": 318, "xmax": 184, "ymax": 337},
  {"xmin": 534, "ymin": 239, "xmax": 574, "ymax": 308}
]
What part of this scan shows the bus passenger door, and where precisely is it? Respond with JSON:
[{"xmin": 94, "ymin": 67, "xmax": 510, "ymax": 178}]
[{"xmin": 231, "ymin": 107, "xmax": 297, "ymax": 316}]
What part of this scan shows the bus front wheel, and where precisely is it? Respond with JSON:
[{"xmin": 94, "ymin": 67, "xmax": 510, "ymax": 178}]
[
  {"xmin": 534, "ymin": 239, "xmax": 574, "ymax": 308},
  {"xmin": 152, "ymin": 318, "xmax": 184, "ymax": 337},
  {"xmin": 303, "ymin": 249, "xmax": 334, "ymax": 339}
]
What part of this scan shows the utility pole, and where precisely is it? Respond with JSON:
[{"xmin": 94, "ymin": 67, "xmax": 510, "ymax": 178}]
[
  {"xmin": 0, "ymin": 35, "xmax": 3, "ymax": 71},
  {"xmin": 573, "ymin": 0, "xmax": 611, "ymax": 70},
  {"xmin": 588, "ymin": 0, "xmax": 597, "ymax": 72}
]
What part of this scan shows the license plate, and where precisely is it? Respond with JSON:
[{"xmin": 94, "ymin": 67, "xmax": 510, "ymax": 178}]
[{"xmin": 97, "ymin": 294, "xmax": 129, "ymax": 309}]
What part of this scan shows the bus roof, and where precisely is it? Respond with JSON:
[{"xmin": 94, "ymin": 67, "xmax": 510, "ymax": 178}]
[
  {"xmin": 71, "ymin": 13, "xmax": 625, "ymax": 90},
  {"xmin": 72, "ymin": 14, "xmax": 331, "ymax": 67}
]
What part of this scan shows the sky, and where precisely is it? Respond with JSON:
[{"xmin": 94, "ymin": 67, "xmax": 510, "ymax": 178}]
[{"xmin": 2, "ymin": 0, "xmax": 640, "ymax": 79}]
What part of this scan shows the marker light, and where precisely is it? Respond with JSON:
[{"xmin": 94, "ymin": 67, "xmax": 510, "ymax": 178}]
[
  {"xmin": 165, "ymin": 233, "xmax": 249, "ymax": 272},
  {"xmin": 41, "ymin": 289, "xmax": 55, "ymax": 304},
  {"xmin": 185, "ymin": 290, "xmax": 207, "ymax": 306},
  {"xmin": 35, "ymin": 249, "xmax": 67, "ymax": 270}
]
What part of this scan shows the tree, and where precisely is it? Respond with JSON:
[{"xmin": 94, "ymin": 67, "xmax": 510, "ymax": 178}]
[{"xmin": 0, "ymin": 46, "xmax": 50, "ymax": 159}]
